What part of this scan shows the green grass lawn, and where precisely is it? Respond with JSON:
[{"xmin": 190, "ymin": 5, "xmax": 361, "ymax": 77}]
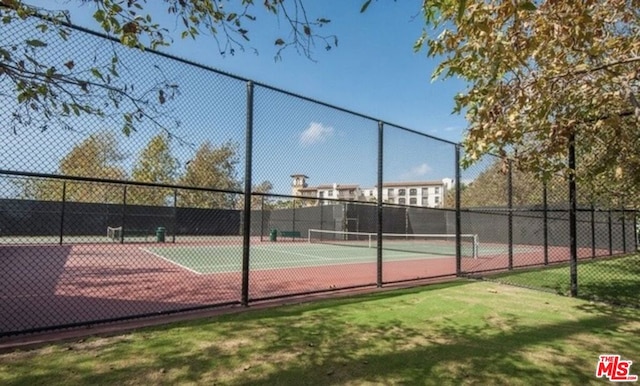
[
  {"xmin": 1, "ymin": 280, "xmax": 639, "ymax": 385},
  {"xmin": 487, "ymin": 254, "xmax": 640, "ymax": 308}
]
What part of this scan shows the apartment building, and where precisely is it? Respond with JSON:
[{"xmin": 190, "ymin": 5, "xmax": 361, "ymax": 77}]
[
  {"xmin": 291, "ymin": 174, "xmax": 453, "ymax": 208},
  {"xmin": 361, "ymin": 179, "xmax": 453, "ymax": 207}
]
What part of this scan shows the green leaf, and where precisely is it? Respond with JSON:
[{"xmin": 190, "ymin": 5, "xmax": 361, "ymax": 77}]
[
  {"xmin": 122, "ymin": 122, "xmax": 133, "ymax": 136},
  {"xmin": 94, "ymin": 9, "xmax": 105, "ymax": 22},
  {"xmin": 360, "ymin": 0, "xmax": 372, "ymax": 13},
  {"xmin": 519, "ymin": 1, "xmax": 537, "ymax": 11},
  {"xmin": 25, "ymin": 39, "xmax": 47, "ymax": 47},
  {"xmin": 457, "ymin": 0, "xmax": 467, "ymax": 22},
  {"xmin": 90, "ymin": 68, "xmax": 104, "ymax": 81}
]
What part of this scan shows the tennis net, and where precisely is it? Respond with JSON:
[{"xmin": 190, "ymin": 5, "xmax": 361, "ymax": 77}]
[{"xmin": 307, "ymin": 229, "xmax": 479, "ymax": 259}]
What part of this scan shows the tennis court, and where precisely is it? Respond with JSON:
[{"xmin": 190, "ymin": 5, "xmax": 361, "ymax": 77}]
[
  {"xmin": 144, "ymin": 244, "xmax": 451, "ymax": 274},
  {"xmin": 139, "ymin": 229, "xmax": 487, "ymax": 274}
]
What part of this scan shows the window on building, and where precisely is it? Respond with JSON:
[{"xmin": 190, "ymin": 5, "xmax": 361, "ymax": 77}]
[
  {"xmin": 409, "ymin": 188, "xmax": 417, "ymax": 196},
  {"xmin": 422, "ymin": 187, "xmax": 429, "ymax": 196},
  {"xmin": 434, "ymin": 196, "xmax": 440, "ymax": 204},
  {"xmin": 369, "ymin": 190, "xmax": 373, "ymax": 196},
  {"xmin": 421, "ymin": 197, "xmax": 429, "ymax": 206},
  {"xmin": 328, "ymin": 190, "xmax": 333, "ymax": 197},
  {"xmin": 398, "ymin": 197, "xmax": 406, "ymax": 205},
  {"xmin": 398, "ymin": 188, "xmax": 406, "ymax": 196},
  {"xmin": 319, "ymin": 191, "xmax": 324, "ymax": 198},
  {"xmin": 435, "ymin": 187, "xmax": 440, "ymax": 194},
  {"xmin": 409, "ymin": 197, "xmax": 417, "ymax": 205},
  {"xmin": 387, "ymin": 188, "xmax": 394, "ymax": 196}
]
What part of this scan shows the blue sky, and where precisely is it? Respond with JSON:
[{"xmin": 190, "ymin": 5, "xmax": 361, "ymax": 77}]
[{"xmin": 3, "ymin": 1, "xmax": 470, "ymax": 195}]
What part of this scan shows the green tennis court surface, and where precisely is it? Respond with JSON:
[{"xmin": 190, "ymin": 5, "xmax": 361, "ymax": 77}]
[{"xmin": 142, "ymin": 242, "xmax": 517, "ymax": 274}]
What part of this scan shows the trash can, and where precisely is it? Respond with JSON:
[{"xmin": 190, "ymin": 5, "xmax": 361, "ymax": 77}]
[
  {"xmin": 156, "ymin": 226, "xmax": 166, "ymax": 243},
  {"xmin": 269, "ymin": 229, "xmax": 278, "ymax": 242}
]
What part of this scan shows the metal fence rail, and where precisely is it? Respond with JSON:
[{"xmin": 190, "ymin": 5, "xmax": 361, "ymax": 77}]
[{"xmin": 0, "ymin": 15, "xmax": 638, "ymax": 337}]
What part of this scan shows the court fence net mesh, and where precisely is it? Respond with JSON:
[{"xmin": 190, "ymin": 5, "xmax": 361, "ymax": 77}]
[{"xmin": 0, "ymin": 14, "xmax": 638, "ymax": 337}]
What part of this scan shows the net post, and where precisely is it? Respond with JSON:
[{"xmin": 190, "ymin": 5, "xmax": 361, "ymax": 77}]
[
  {"xmin": 473, "ymin": 234, "xmax": 479, "ymax": 259},
  {"xmin": 376, "ymin": 121, "xmax": 384, "ymax": 287},
  {"xmin": 241, "ymin": 80, "xmax": 254, "ymax": 307},
  {"xmin": 59, "ymin": 181, "xmax": 66, "ymax": 245}
]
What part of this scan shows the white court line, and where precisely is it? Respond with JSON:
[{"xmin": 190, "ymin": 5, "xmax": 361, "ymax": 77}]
[
  {"xmin": 140, "ymin": 247, "xmax": 203, "ymax": 275},
  {"xmin": 142, "ymin": 246, "xmax": 453, "ymax": 275},
  {"xmin": 251, "ymin": 246, "xmax": 332, "ymax": 261}
]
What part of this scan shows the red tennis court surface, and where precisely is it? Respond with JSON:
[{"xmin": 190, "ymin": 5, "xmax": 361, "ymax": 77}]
[{"xmin": 0, "ymin": 240, "xmax": 617, "ymax": 337}]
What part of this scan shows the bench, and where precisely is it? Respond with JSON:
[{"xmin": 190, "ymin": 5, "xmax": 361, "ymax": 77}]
[
  {"xmin": 125, "ymin": 229, "xmax": 154, "ymax": 240},
  {"xmin": 279, "ymin": 230, "xmax": 302, "ymax": 240}
]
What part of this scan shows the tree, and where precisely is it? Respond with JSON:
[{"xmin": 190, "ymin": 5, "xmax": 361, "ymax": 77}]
[
  {"xmin": 443, "ymin": 158, "xmax": 606, "ymax": 209},
  {"xmin": 20, "ymin": 131, "xmax": 126, "ymax": 202},
  {"xmin": 417, "ymin": 0, "xmax": 640, "ymax": 204},
  {"xmin": 1, "ymin": 0, "xmax": 337, "ymax": 137},
  {"xmin": 233, "ymin": 180, "xmax": 274, "ymax": 210},
  {"xmin": 252, "ymin": 180, "xmax": 274, "ymax": 210},
  {"xmin": 127, "ymin": 134, "xmax": 178, "ymax": 206},
  {"xmin": 177, "ymin": 141, "xmax": 240, "ymax": 209}
]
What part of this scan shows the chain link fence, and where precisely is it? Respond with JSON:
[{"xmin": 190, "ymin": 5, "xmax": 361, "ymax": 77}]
[{"xmin": 1, "ymin": 15, "xmax": 638, "ymax": 337}]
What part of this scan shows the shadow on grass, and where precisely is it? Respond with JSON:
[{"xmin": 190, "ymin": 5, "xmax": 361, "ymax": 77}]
[
  {"xmin": 4, "ymin": 279, "xmax": 639, "ymax": 385},
  {"xmin": 482, "ymin": 255, "xmax": 640, "ymax": 309},
  {"xmin": 230, "ymin": 314, "xmax": 638, "ymax": 385},
  {"xmin": 239, "ymin": 279, "xmax": 474, "ymax": 319}
]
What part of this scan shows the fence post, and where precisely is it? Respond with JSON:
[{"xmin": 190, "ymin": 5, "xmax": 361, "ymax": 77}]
[
  {"xmin": 508, "ymin": 159, "xmax": 513, "ymax": 271},
  {"xmin": 241, "ymin": 81, "xmax": 254, "ymax": 307},
  {"xmin": 260, "ymin": 195, "xmax": 265, "ymax": 242},
  {"xmin": 543, "ymin": 181, "xmax": 548, "ymax": 265},
  {"xmin": 568, "ymin": 133, "xmax": 578, "ymax": 298},
  {"xmin": 608, "ymin": 209, "xmax": 613, "ymax": 256},
  {"xmin": 377, "ymin": 121, "xmax": 384, "ymax": 287},
  {"xmin": 172, "ymin": 188, "xmax": 177, "ymax": 244},
  {"xmin": 590, "ymin": 203, "xmax": 595, "ymax": 258},
  {"xmin": 292, "ymin": 198, "xmax": 296, "ymax": 235},
  {"xmin": 635, "ymin": 210, "xmax": 638, "ymax": 252},
  {"xmin": 455, "ymin": 145, "xmax": 462, "ymax": 276},
  {"xmin": 621, "ymin": 206, "xmax": 627, "ymax": 254},
  {"xmin": 120, "ymin": 185, "xmax": 127, "ymax": 244},
  {"xmin": 59, "ymin": 181, "xmax": 67, "ymax": 245},
  {"xmin": 319, "ymin": 198, "xmax": 324, "ymax": 235}
]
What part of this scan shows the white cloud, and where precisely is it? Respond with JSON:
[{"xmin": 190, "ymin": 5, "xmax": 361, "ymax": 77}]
[
  {"xmin": 299, "ymin": 122, "xmax": 335, "ymax": 146},
  {"xmin": 400, "ymin": 163, "xmax": 433, "ymax": 180}
]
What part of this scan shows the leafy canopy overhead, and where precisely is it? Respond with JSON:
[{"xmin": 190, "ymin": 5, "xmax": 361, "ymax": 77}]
[
  {"xmin": 4, "ymin": 0, "xmax": 640, "ymax": 204},
  {"xmin": 0, "ymin": 0, "xmax": 337, "ymax": 137},
  {"xmin": 416, "ymin": 0, "xmax": 640, "ymax": 189}
]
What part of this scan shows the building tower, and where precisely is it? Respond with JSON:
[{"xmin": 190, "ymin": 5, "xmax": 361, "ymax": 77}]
[{"xmin": 290, "ymin": 174, "xmax": 309, "ymax": 196}]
